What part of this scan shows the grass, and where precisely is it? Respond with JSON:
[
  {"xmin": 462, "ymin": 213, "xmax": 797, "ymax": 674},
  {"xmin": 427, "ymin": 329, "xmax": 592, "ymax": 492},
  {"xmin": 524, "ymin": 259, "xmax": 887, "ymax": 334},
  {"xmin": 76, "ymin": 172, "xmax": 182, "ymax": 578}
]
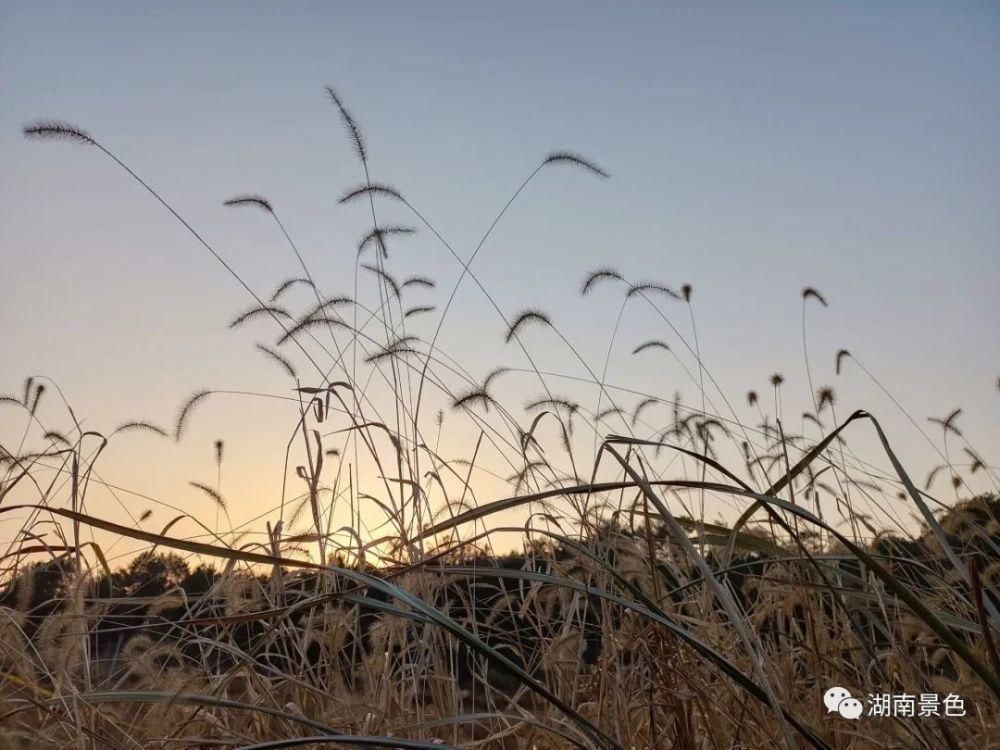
[{"xmin": 1, "ymin": 91, "xmax": 998, "ymax": 749}]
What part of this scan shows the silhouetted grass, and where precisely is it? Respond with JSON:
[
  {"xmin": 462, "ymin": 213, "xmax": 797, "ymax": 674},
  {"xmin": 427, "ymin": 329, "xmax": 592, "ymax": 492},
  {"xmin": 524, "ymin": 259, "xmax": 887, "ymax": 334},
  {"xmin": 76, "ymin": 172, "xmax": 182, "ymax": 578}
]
[{"xmin": 1, "ymin": 91, "xmax": 998, "ymax": 749}]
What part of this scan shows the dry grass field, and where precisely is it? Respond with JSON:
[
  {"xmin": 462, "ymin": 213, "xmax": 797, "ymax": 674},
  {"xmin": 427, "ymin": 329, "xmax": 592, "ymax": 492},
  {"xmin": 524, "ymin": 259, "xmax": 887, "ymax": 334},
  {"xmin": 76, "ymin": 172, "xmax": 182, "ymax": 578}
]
[{"xmin": 1, "ymin": 91, "xmax": 997, "ymax": 749}]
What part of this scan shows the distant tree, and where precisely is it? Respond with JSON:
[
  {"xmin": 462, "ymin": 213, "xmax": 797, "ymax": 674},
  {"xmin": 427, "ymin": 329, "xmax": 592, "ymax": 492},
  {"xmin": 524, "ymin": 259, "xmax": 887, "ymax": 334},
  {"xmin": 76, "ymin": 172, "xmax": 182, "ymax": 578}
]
[
  {"xmin": 182, "ymin": 563, "xmax": 218, "ymax": 595},
  {"xmin": 122, "ymin": 551, "xmax": 190, "ymax": 596}
]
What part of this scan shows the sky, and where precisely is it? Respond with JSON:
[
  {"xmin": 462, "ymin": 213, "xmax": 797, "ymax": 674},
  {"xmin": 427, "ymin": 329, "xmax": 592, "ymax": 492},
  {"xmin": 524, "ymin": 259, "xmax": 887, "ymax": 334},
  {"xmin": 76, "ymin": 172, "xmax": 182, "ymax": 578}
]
[{"xmin": 1, "ymin": 1, "xmax": 999, "ymax": 564}]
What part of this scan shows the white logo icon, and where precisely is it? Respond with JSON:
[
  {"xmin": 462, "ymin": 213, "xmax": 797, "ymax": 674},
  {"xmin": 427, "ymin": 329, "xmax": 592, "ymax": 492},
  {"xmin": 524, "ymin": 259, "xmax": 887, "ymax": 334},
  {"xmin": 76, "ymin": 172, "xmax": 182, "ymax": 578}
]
[
  {"xmin": 838, "ymin": 697, "xmax": 864, "ymax": 720},
  {"xmin": 824, "ymin": 687, "xmax": 862, "ymax": 719}
]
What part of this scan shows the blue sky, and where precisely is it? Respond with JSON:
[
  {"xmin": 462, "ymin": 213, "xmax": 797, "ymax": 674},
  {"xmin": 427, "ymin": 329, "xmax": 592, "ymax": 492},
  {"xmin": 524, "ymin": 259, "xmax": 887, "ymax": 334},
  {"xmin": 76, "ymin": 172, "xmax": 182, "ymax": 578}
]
[{"xmin": 1, "ymin": 2, "xmax": 998, "ymax": 554}]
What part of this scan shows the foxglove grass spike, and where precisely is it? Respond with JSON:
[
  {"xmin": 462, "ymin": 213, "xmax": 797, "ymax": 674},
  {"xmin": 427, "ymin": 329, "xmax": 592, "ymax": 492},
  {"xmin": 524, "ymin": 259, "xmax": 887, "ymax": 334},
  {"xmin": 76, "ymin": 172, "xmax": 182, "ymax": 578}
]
[
  {"xmin": 817, "ymin": 386, "xmax": 835, "ymax": 412},
  {"xmin": 113, "ymin": 421, "xmax": 168, "ymax": 438},
  {"xmin": 451, "ymin": 367, "xmax": 507, "ymax": 412},
  {"xmin": 505, "ymin": 308, "xmax": 552, "ymax": 343},
  {"xmin": 357, "ymin": 226, "xmax": 416, "ymax": 258},
  {"xmin": 524, "ymin": 395, "xmax": 579, "ymax": 415},
  {"xmin": 42, "ymin": 430, "xmax": 72, "ymax": 447},
  {"xmin": 364, "ymin": 336, "xmax": 419, "ymax": 364},
  {"xmin": 255, "ymin": 343, "xmax": 297, "ymax": 379},
  {"xmin": 174, "ymin": 390, "xmax": 211, "ymax": 442},
  {"xmin": 29, "ymin": 384, "xmax": 45, "ymax": 415},
  {"xmin": 325, "ymin": 86, "xmax": 367, "ymax": 164},
  {"xmin": 403, "ymin": 305, "xmax": 435, "ymax": 319},
  {"xmin": 365, "ymin": 346, "xmax": 417, "ymax": 364},
  {"xmin": 631, "ymin": 397, "xmax": 658, "ymax": 427},
  {"xmin": 361, "ymin": 263, "xmax": 401, "ymax": 296},
  {"xmin": 339, "ymin": 183, "xmax": 405, "ymax": 204},
  {"xmin": 229, "ymin": 305, "xmax": 291, "ymax": 329},
  {"xmin": 835, "ymin": 349, "xmax": 851, "ymax": 375},
  {"xmin": 803, "ymin": 412, "xmax": 823, "ymax": 428},
  {"xmin": 300, "ymin": 296, "xmax": 352, "ymax": 322},
  {"xmin": 276, "ymin": 316, "xmax": 345, "ymax": 346},
  {"xmin": 597, "ymin": 406, "xmax": 625, "ymax": 422},
  {"xmin": 23, "ymin": 119, "xmax": 95, "ymax": 145},
  {"xmin": 632, "ymin": 340, "xmax": 670, "ymax": 355},
  {"xmin": 802, "ymin": 287, "xmax": 828, "ymax": 306},
  {"xmin": 482, "ymin": 367, "xmax": 508, "ymax": 390},
  {"xmin": 925, "ymin": 464, "xmax": 946, "ymax": 490},
  {"xmin": 543, "ymin": 150, "xmax": 610, "ymax": 178},
  {"xmin": 189, "ymin": 481, "xmax": 226, "ymax": 510},
  {"xmin": 451, "ymin": 388, "xmax": 494, "ymax": 412},
  {"xmin": 928, "ymin": 408, "xmax": 963, "ymax": 437},
  {"xmin": 626, "ymin": 281, "xmax": 681, "ymax": 300},
  {"xmin": 269, "ymin": 278, "xmax": 314, "ymax": 303},
  {"xmin": 22, "ymin": 377, "xmax": 34, "ymax": 405},
  {"xmin": 580, "ymin": 267, "xmax": 623, "ymax": 295},
  {"xmin": 223, "ymin": 194, "xmax": 274, "ymax": 213},
  {"xmin": 963, "ymin": 448, "xmax": 984, "ymax": 474},
  {"xmin": 401, "ymin": 275, "xmax": 436, "ymax": 291}
]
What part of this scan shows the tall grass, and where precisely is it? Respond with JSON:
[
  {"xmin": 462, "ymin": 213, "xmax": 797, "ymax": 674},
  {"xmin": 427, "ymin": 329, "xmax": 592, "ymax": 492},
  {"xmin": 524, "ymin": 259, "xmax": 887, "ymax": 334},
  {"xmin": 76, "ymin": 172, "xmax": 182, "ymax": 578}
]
[{"xmin": 1, "ymin": 93, "xmax": 997, "ymax": 749}]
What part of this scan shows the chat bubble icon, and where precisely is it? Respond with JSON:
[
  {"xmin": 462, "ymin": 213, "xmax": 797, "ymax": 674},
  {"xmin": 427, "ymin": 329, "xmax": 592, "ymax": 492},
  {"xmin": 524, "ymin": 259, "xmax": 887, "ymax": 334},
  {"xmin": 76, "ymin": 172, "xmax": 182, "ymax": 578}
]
[
  {"xmin": 838, "ymin": 697, "xmax": 864, "ymax": 720},
  {"xmin": 824, "ymin": 687, "xmax": 851, "ymax": 713}
]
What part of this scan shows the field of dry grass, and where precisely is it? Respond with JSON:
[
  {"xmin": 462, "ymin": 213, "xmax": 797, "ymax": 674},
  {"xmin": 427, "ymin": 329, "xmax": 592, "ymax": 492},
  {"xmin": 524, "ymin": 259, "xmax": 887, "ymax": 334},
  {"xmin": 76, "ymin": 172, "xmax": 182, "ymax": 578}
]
[{"xmin": 1, "ymin": 91, "xmax": 998, "ymax": 749}]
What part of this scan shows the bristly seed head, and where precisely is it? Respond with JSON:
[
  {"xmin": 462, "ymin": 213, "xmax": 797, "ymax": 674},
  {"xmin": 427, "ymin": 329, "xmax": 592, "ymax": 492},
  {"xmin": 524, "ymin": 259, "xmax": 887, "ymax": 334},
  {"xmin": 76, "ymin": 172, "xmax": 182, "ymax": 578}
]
[
  {"xmin": 325, "ymin": 86, "xmax": 367, "ymax": 164},
  {"xmin": 928, "ymin": 408, "xmax": 962, "ymax": 437},
  {"xmin": 269, "ymin": 278, "xmax": 314, "ymax": 303},
  {"xmin": 581, "ymin": 267, "xmax": 623, "ymax": 295},
  {"xmin": 404, "ymin": 305, "xmax": 435, "ymax": 319},
  {"xmin": 361, "ymin": 263, "xmax": 401, "ymax": 297},
  {"xmin": 505, "ymin": 308, "xmax": 552, "ymax": 343},
  {"xmin": 113, "ymin": 421, "xmax": 169, "ymax": 438},
  {"xmin": 633, "ymin": 340, "xmax": 670, "ymax": 356},
  {"xmin": 189, "ymin": 481, "xmax": 226, "ymax": 510},
  {"xmin": 23, "ymin": 119, "xmax": 95, "ymax": 146},
  {"xmin": 229, "ymin": 304, "xmax": 291, "ymax": 329},
  {"xmin": 255, "ymin": 343, "xmax": 297, "ymax": 380},
  {"xmin": 339, "ymin": 183, "xmax": 405, "ymax": 205},
  {"xmin": 835, "ymin": 349, "xmax": 851, "ymax": 375},
  {"xmin": 543, "ymin": 151, "xmax": 609, "ymax": 179},
  {"xmin": 174, "ymin": 390, "xmax": 212, "ymax": 442},
  {"xmin": 817, "ymin": 386, "xmax": 835, "ymax": 412},
  {"xmin": 223, "ymin": 194, "xmax": 274, "ymax": 213},
  {"xmin": 29, "ymin": 384, "xmax": 45, "ymax": 415},
  {"xmin": 626, "ymin": 281, "xmax": 681, "ymax": 300},
  {"xmin": 401, "ymin": 275, "xmax": 436, "ymax": 291},
  {"xmin": 802, "ymin": 287, "xmax": 828, "ymax": 306},
  {"xmin": 770, "ymin": 373, "xmax": 784, "ymax": 387},
  {"xmin": 357, "ymin": 226, "xmax": 416, "ymax": 258}
]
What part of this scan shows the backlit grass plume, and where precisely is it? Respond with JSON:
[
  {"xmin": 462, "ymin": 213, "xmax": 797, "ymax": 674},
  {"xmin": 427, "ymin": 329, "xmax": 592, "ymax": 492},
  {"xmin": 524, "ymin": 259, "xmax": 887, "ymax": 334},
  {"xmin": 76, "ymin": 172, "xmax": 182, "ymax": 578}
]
[
  {"xmin": 505, "ymin": 308, "xmax": 553, "ymax": 343},
  {"xmin": 543, "ymin": 150, "xmax": 610, "ymax": 179},
  {"xmin": 173, "ymin": 390, "xmax": 212, "ymax": 441},
  {"xmin": 22, "ymin": 119, "xmax": 95, "ymax": 145}
]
